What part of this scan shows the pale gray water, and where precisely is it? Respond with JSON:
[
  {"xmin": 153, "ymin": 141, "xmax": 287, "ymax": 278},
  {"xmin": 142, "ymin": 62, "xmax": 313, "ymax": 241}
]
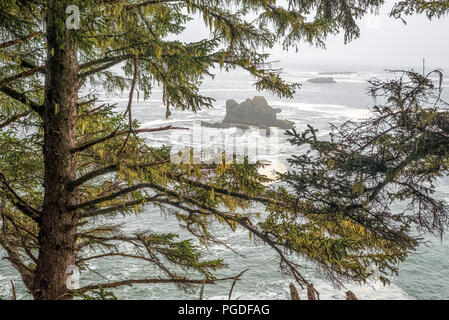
[{"xmin": 1, "ymin": 67, "xmax": 448, "ymax": 300}]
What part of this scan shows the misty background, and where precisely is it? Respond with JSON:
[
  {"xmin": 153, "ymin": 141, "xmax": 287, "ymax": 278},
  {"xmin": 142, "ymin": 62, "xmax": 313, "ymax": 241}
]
[{"xmin": 178, "ymin": 0, "xmax": 449, "ymax": 72}]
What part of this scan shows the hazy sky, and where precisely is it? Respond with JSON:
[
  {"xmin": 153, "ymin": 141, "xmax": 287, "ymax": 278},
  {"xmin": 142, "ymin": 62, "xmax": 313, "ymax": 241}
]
[{"xmin": 180, "ymin": 0, "xmax": 449, "ymax": 71}]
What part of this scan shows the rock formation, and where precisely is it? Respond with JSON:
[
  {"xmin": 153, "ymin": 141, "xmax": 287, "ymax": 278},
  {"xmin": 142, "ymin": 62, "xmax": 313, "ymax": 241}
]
[
  {"xmin": 307, "ymin": 77, "xmax": 337, "ymax": 83},
  {"xmin": 202, "ymin": 96, "xmax": 293, "ymax": 130}
]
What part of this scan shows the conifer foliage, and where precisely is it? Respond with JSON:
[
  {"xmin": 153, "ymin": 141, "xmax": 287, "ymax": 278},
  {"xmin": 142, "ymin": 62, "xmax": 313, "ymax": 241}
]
[{"xmin": 274, "ymin": 70, "xmax": 449, "ymax": 286}]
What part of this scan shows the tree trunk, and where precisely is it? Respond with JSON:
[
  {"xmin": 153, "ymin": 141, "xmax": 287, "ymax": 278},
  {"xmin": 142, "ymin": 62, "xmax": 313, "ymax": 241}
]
[{"xmin": 33, "ymin": 0, "xmax": 79, "ymax": 300}]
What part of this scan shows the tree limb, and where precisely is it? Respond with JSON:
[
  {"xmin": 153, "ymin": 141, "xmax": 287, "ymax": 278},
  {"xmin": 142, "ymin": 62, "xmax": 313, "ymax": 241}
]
[
  {"xmin": 76, "ymin": 252, "xmax": 155, "ymax": 264},
  {"xmin": 69, "ymin": 161, "xmax": 169, "ymax": 191},
  {"xmin": 0, "ymin": 172, "xmax": 41, "ymax": 222},
  {"xmin": 76, "ymin": 275, "xmax": 238, "ymax": 293},
  {"xmin": 0, "ymin": 86, "xmax": 42, "ymax": 114},
  {"xmin": 67, "ymin": 183, "xmax": 157, "ymax": 211},
  {"xmin": 0, "ymin": 111, "xmax": 32, "ymax": 129},
  {"xmin": 79, "ymin": 54, "xmax": 134, "ymax": 79},
  {"xmin": 71, "ymin": 125, "xmax": 188, "ymax": 153},
  {"xmin": 125, "ymin": 0, "xmax": 185, "ymax": 10},
  {"xmin": 0, "ymin": 66, "xmax": 46, "ymax": 87},
  {"xmin": 81, "ymin": 195, "xmax": 161, "ymax": 218},
  {"xmin": 0, "ymin": 31, "xmax": 43, "ymax": 50},
  {"xmin": 149, "ymin": 183, "xmax": 311, "ymax": 287}
]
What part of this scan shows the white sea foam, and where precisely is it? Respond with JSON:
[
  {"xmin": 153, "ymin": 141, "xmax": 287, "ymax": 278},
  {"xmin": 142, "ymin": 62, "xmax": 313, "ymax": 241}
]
[{"xmin": 268, "ymin": 100, "xmax": 372, "ymax": 119}]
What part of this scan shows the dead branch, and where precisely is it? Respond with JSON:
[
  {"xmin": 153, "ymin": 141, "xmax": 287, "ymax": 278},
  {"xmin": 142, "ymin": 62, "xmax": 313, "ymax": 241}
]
[
  {"xmin": 0, "ymin": 31, "xmax": 43, "ymax": 50},
  {"xmin": 228, "ymin": 268, "xmax": 248, "ymax": 300}
]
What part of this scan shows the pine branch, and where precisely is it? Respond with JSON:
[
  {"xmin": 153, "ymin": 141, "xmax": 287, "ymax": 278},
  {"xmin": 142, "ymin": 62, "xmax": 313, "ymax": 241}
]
[
  {"xmin": 69, "ymin": 161, "xmax": 169, "ymax": 191},
  {"xmin": 79, "ymin": 54, "xmax": 134, "ymax": 70},
  {"xmin": 14, "ymin": 58, "xmax": 47, "ymax": 75},
  {"xmin": 81, "ymin": 195, "xmax": 161, "ymax": 218},
  {"xmin": 151, "ymin": 184, "xmax": 312, "ymax": 287},
  {"xmin": 67, "ymin": 183, "xmax": 158, "ymax": 211},
  {"xmin": 71, "ymin": 125, "xmax": 188, "ymax": 153},
  {"xmin": 125, "ymin": 0, "xmax": 185, "ymax": 10},
  {"xmin": 0, "ymin": 172, "xmax": 41, "ymax": 222},
  {"xmin": 0, "ymin": 87, "xmax": 43, "ymax": 114},
  {"xmin": 175, "ymin": 175, "xmax": 278, "ymax": 205},
  {"xmin": 79, "ymin": 55, "xmax": 134, "ymax": 79},
  {"xmin": 71, "ymin": 128, "xmax": 120, "ymax": 154},
  {"xmin": 6, "ymin": 55, "xmax": 130, "ymax": 83}
]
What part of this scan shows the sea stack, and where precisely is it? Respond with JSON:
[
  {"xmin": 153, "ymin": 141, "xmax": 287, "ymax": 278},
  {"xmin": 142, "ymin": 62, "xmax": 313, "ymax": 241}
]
[
  {"xmin": 201, "ymin": 96, "xmax": 293, "ymax": 130},
  {"xmin": 213, "ymin": 96, "xmax": 294, "ymax": 129},
  {"xmin": 307, "ymin": 77, "xmax": 337, "ymax": 83}
]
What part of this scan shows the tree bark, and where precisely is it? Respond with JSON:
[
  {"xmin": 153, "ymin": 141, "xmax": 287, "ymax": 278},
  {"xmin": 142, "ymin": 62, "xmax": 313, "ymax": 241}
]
[
  {"xmin": 32, "ymin": 0, "xmax": 79, "ymax": 300},
  {"xmin": 345, "ymin": 291, "xmax": 358, "ymax": 300},
  {"xmin": 307, "ymin": 283, "xmax": 317, "ymax": 300},
  {"xmin": 289, "ymin": 283, "xmax": 300, "ymax": 300}
]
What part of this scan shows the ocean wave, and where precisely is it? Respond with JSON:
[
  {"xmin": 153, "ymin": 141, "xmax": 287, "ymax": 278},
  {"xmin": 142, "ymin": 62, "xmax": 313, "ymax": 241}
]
[{"xmin": 268, "ymin": 100, "xmax": 371, "ymax": 119}]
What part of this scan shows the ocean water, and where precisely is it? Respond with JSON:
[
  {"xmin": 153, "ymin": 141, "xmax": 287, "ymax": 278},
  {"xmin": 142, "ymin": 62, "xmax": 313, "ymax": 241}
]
[{"xmin": 1, "ymin": 67, "xmax": 448, "ymax": 300}]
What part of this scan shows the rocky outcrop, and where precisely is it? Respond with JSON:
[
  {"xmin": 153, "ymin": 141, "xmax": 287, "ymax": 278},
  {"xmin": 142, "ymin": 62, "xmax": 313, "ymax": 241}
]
[
  {"xmin": 307, "ymin": 77, "xmax": 337, "ymax": 83},
  {"xmin": 202, "ymin": 96, "xmax": 293, "ymax": 130}
]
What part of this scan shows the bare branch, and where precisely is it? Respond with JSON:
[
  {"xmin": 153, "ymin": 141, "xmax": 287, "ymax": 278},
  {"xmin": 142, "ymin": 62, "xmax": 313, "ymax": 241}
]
[
  {"xmin": 77, "ymin": 252, "xmax": 154, "ymax": 264},
  {"xmin": 79, "ymin": 54, "xmax": 134, "ymax": 79},
  {"xmin": 0, "ymin": 31, "xmax": 43, "ymax": 50},
  {"xmin": 0, "ymin": 65, "xmax": 46, "ymax": 87},
  {"xmin": 77, "ymin": 98, "xmax": 98, "ymax": 107},
  {"xmin": 71, "ymin": 125, "xmax": 188, "ymax": 153},
  {"xmin": 79, "ymin": 54, "xmax": 133, "ymax": 70},
  {"xmin": 0, "ymin": 111, "xmax": 32, "ymax": 129},
  {"xmin": 76, "ymin": 275, "xmax": 237, "ymax": 293},
  {"xmin": 228, "ymin": 268, "xmax": 248, "ymax": 300},
  {"xmin": 116, "ymin": 55, "xmax": 140, "ymax": 156},
  {"xmin": 0, "ymin": 172, "xmax": 41, "ymax": 222}
]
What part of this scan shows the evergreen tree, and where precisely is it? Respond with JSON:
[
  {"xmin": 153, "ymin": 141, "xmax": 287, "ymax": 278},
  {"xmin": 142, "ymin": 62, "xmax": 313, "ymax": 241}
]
[
  {"xmin": 277, "ymin": 70, "xmax": 449, "ymax": 286},
  {"xmin": 391, "ymin": 0, "xmax": 449, "ymax": 20}
]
